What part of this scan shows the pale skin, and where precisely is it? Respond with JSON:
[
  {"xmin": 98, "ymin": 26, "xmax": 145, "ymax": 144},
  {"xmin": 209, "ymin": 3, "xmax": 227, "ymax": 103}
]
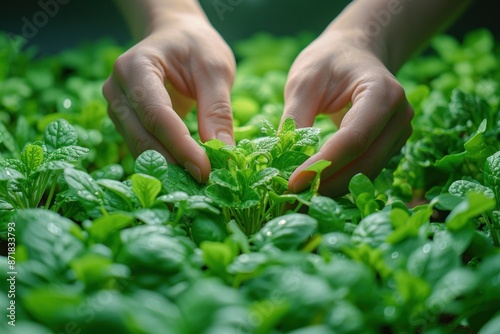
[{"xmin": 103, "ymin": 0, "xmax": 471, "ymax": 197}]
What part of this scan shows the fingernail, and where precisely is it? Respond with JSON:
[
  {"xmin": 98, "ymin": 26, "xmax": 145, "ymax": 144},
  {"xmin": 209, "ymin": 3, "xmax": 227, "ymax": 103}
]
[
  {"xmin": 291, "ymin": 170, "xmax": 316, "ymax": 193},
  {"xmin": 216, "ymin": 130, "xmax": 234, "ymax": 145},
  {"xmin": 184, "ymin": 161, "xmax": 202, "ymax": 183}
]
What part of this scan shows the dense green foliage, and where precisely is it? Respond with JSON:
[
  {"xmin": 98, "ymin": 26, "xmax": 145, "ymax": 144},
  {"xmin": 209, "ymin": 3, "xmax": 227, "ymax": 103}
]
[{"xmin": 1, "ymin": 28, "xmax": 500, "ymax": 333}]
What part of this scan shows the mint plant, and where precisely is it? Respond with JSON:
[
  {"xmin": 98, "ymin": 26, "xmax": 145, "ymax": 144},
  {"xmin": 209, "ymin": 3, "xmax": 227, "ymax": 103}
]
[
  {"xmin": 203, "ymin": 117, "xmax": 328, "ymax": 234},
  {"xmin": 0, "ymin": 119, "xmax": 88, "ymax": 211},
  {"xmin": 1, "ymin": 28, "xmax": 500, "ymax": 334}
]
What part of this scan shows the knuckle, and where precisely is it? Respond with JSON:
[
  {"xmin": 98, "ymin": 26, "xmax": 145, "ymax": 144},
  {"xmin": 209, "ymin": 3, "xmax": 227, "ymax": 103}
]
[
  {"xmin": 112, "ymin": 53, "xmax": 131, "ymax": 78},
  {"xmin": 134, "ymin": 134, "xmax": 153, "ymax": 154},
  {"xmin": 102, "ymin": 78, "xmax": 113, "ymax": 101},
  {"xmin": 349, "ymin": 128, "xmax": 371, "ymax": 158},
  {"xmin": 141, "ymin": 104, "xmax": 162, "ymax": 134},
  {"xmin": 204, "ymin": 100, "xmax": 233, "ymax": 122},
  {"xmin": 403, "ymin": 104, "xmax": 415, "ymax": 123},
  {"xmin": 201, "ymin": 56, "xmax": 235, "ymax": 78}
]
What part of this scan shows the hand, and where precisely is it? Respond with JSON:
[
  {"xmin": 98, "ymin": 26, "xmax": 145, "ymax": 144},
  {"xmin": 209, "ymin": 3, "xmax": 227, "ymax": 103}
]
[
  {"xmin": 103, "ymin": 13, "xmax": 235, "ymax": 183},
  {"xmin": 282, "ymin": 29, "xmax": 414, "ymax": 197}
]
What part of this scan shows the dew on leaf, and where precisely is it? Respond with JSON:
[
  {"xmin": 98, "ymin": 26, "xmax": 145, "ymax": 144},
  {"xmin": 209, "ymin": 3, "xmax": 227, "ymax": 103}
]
[
  {"xmin": 63, "ymin": 98, "xmax": 72, "ymax": 109},
  {"xmin": 438, "ymin": 241, "xmax": 448, "ymax": 250},
  {"xmin": 47, "ymin": 222, "xmax": 62, "ymax": 236},
  {"xmin": 328, "ymin": 236, "xmax": 338, "ymax": 245}
]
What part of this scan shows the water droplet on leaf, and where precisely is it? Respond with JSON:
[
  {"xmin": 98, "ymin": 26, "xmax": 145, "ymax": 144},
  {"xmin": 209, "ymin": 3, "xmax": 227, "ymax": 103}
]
[{"xmin": 328, "ymin": 236, "xmax": 338, "ymax": 245}]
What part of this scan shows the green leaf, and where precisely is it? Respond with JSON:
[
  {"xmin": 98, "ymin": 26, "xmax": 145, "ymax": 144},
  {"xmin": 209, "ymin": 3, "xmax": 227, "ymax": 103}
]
[
  {"xmin": 89, "ymin": 212, "xmax": 135, "ymax": 243},
  {"xmin": 134, "ymin": 207, "xmax": 170, "ymax": 225},
  {"xmin": 308, "ymin": 196, "xmax": 345, "ymax": 233},
  {"xmin": 407, "ymin": 232, "xmax": 461, "ymax": 285},
  {"xmin": 0, "ymin": 166, "xmax": 25, "ymax": 181},
  {"xmin": 448, "ymin": 179, "xmax": 494, "ymax": 198},
  {"xmin": 280, "ymin": 117, "xmax": 296, "ymax": 133},
  {"xmin": 165, "ymin": 164, "xmax": 202, "ymax": 196},
  {"xmin": 220, "ymin": 145, "xmax": 247, "ymax": 168},
  {"xmin": 15, "ymin": 209, "xmax": 84, "ymax": 275},
  {"xmin": 0, "ymin": 158, "xmax": 27, "ymax": 175},
  {"xmin": 20, "ymin": 144, "xmax": 44, "ymax": 172},
  {"xmin": 134, "ymin": 150, "xmax": 169, "ymax": 188},
  {"xmin": 249, "ymin": 167, "xmax": 279, "ymax": 188},
  {"xmin": 464, "ymin": 119, "xmax": 493, "ymax": 166},
  {"xmin": 303, "ymin": 159, "xmax": 332, "ymax": 193},
  {"xmin": 464, "ymin": 28, "xmax": 494, "ymax": 54},
  {"xmin": 0, "ymin": 121, "xmax": 18, "ymax": 154},
  {"xmin": 43, "ymin": 119, "xmax": 78, "ymax": 152},
  {"xmin": 446, "ymin": 192, "xmax": 496, "ymax": 230},
  {"xmin": 22, "ymin": 285, "xmax": 84, "ymax": 326},
  {"xmin": 205, "ymin": 184, "xmax": 238, "ymax": 207},
  {"xmin": 479, "ymin": 313, "xmax": 500, "ymax": 334},
  {"xmin": 349, "ymin": 173, "xmax": 375, "ymax": 199},
  {"xmin": 69, "ymin": 252, "xmax": 119, "ymax": 286},
  {"xmin": 117, "ymin": 226, "xmax": 191, "ymax": 273},
  {"xmin": 131, "ymin": 173, "xmax": 162, "ymax": 208},
  {"xmin": 255, "ymin": 137, "xmax": 279, "ymax": 152},
  {"xmin": 237, "ymin": 188, "xmax": 260, "ymax": 209},
  {"xmin": 64, "ymin": 168, "xmax": 104, "ymax": 209},
  {"xmin": 294, "ymin": 127, "xmax": 321, "ymax": 147},
  {"xmin": 352, "ymin": 211, "xmax": 393, "ymax": 248},
  {"xmin": 252, "ymin": 213, "xmax": 318, "ymax": 250},
  {"xmin": 387, "ymin": 206, "xmax": 433, "ymax": 244},
  {"xmin": 46, "ymin": 145, "xmax": 89, "ymax": 163},
  {"xmin": 36, "ymin": 160, "xmax": 74, "ymax": 173},
  {"xmin": 485, "ymin": 151, "xmax": 500, "ymax": 209},
  {"xmin": 272, "ymin": 150, "xmax": 310, "ymax": 178},
  {"xmin": 186, "ymin": 195, "xmax": 220, "ymax": 215},
  {"xmin": 200, "ymin": 241, "xmax": 235, "ymax": 275},
  {"xmin": 431, "ymin": 34, "xmax": 461, "ymax": 63},
  {"xmin": 90, "ymin": 164, "xmax": 124, "ymax": 181},
  {"xmin": 191, "ymin": 213, "xmax": 228, "ymax": 245},
  {"xmin": 209, "ymin": 169, "xmax": 239, "ymax": 191},
  {"xmin": 261, "ymin": 119, "xmax": 277, "ymax": 136},
  {"xmin": 433, "ymin": 151, "xmax": 467, "ymax": 171},
  {"xmin": 202, "ymin": 139, "xmax": 228, "ymax": 170}
]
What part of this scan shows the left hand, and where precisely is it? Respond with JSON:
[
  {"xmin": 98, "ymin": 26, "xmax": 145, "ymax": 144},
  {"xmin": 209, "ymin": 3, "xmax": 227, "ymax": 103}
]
[{"xmin": 281, "ymin": 29, "xmax": 414, "ymax": 197}]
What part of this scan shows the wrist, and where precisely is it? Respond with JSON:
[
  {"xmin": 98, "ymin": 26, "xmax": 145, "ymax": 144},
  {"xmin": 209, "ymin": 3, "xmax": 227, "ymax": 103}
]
[
  {"xmin": 319, "ymin": 26, "xmax": 390, "ymax": 69},
  {"xmin": 115, "ymin": 0, "xmax": 208, "ymax": 40}
]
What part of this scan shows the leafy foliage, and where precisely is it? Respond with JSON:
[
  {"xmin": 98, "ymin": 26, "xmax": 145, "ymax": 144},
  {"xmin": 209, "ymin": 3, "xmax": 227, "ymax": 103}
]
[{"xmin": 1, "ymin": 28, "xmax": 500, "ymax": 334}]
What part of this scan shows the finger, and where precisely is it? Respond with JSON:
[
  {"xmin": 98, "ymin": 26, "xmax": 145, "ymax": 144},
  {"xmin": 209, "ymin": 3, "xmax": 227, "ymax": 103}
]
[
  {"xmin": 194, "ymin": 72, "xmax": 235, "ymax": 145},
  {"xmin": 281, "ymin": 68, "xmax": 324, "ymax": 129},
  {"xmin": 319, "ymin": 125, "xmax": 412, "ymax": 198},
  {"xmin": 288, "ymin": 84, "xmax": 413, "ymax": 193},
  {"xmin": 105, "ymin": 64, "xmax": 211, "ymax": 183},
  {"xmin": 103, "ymin": 77, "xmax": 175, "ymax": 161}
]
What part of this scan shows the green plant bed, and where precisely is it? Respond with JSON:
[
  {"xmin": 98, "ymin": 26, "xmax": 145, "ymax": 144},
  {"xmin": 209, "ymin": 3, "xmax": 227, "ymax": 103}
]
[{"xmin": 1, "ymin": 28, "xmax": 500, "ymax": 334}]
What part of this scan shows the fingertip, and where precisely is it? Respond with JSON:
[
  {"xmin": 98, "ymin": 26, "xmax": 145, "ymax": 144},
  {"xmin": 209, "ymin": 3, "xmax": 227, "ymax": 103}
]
[
  {"xmin": 216, "ymin": 129, "xmax": 235, "ymax": 146},
  {"xmin": 176, "ymin": 134, "xmax": 212, "ymax": 184},
  {"xmin": 288, "ymin": 170, "xmax": 317, "ymax": 193}
]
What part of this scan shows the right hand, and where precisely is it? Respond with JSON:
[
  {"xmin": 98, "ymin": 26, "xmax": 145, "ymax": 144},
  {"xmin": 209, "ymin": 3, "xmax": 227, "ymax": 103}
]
[{"xmin": 102, "ymin": 13, "xmax": 236, "ymax": 183}]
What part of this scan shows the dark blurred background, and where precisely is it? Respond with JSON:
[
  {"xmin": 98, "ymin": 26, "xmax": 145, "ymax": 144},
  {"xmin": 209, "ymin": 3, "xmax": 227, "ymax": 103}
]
[{"xmin": 1, "ymin": 0, "xmax": 498, "ymax": 57}]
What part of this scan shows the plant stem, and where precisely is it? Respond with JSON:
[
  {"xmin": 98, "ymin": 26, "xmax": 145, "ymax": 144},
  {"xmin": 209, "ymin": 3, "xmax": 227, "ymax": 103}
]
[
  {"xmin": 483, "ymin": 213, "xmax": 500, "ymax": 247},
  {"xmin": 45, "ymin": 176, "xmax": 58, "ymax": 210}
]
